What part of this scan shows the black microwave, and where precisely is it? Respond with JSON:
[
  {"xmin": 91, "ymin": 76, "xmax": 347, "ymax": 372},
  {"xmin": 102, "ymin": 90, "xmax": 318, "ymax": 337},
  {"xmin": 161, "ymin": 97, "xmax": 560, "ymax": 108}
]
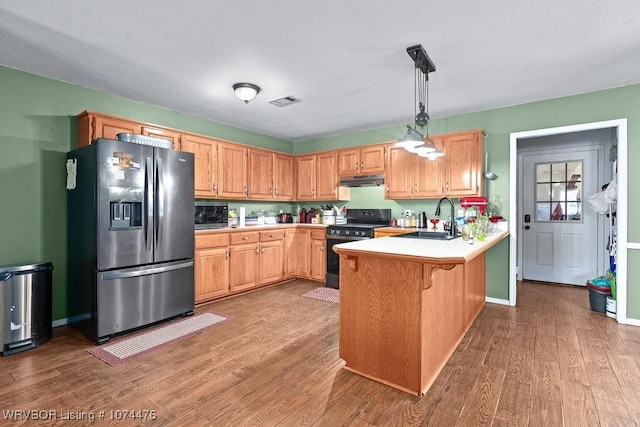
[{"xmin": 195, "ymin": 201, "xmax": 228, "ymax": 229}]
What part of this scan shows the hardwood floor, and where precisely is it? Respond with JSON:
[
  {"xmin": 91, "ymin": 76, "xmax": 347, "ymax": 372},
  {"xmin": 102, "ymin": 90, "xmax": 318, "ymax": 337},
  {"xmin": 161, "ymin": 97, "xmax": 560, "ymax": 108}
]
[{"xmin": 2, "ymin": 279, "xmax": 640, "ymax": 426}]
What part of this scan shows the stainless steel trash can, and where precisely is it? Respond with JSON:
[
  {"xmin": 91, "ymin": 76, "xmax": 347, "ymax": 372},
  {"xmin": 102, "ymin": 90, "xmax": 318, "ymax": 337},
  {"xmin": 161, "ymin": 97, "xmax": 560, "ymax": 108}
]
[{"xmin": 0, "ymin": 262, "xmax": 53, "ymax": 355}]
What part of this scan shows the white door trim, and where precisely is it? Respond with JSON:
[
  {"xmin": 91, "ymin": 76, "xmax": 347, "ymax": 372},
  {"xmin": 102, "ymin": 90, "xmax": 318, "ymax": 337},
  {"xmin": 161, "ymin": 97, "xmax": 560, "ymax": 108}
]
[{"xmin": 509, "ymin": 119, "xmax": 628, "ymax": 324}]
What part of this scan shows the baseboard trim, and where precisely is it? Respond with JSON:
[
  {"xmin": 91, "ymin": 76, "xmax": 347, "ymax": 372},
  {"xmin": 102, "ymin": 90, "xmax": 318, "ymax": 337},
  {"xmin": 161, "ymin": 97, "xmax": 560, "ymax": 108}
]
[
  {"xmin": 620, "ymin": 317, "xmax": 640, "ymax": 327},
  {"xmin": 52, "ymin": 313, "xmax": 91, "ymax": 328},
  {"xmin": 486, "ymin": 296, "xmax": 511, "ymax": 306}
]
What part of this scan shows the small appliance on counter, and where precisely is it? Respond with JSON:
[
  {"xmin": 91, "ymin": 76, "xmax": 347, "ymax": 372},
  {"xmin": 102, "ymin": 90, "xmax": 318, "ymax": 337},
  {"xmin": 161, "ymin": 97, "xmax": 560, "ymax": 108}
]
[
  {"xmin": 195, "ymin": 200, "xmax": 228, "ymax": 229},
  {"xmin": 460, "ymin": 196, "xmax": 488, "ymax": 215},
  {"xmin": 277, "ymin": 212, "xmax": 293, "ymax": 223}
]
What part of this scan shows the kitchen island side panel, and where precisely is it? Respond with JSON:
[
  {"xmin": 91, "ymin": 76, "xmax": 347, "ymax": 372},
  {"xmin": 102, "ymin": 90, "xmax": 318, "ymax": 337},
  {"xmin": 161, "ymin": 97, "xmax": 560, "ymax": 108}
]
[{"xmin": 339, "ymin": 255, "xmax": 423, "ymax": 394}]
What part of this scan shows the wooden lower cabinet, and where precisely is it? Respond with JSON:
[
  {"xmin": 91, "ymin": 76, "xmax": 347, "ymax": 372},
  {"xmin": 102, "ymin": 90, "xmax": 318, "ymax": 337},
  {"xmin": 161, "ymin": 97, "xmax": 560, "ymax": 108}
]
[
  {"xmin": 194, "ymin": 233, "xmax": 230, "ymax": 303},
  {"xmin": 195, "ymin": 226, "xmax": 326, "ymax": 304},
  {"xmin": 284, "ymin": 229, "xmax": 297, "ymax": 278},
  {"xmin": 310, "ymin": 230, "xmax": 326, "ymax": 281},
  {"xmin": 258, "ymin": 230, "xmax": 285, "ymax": 285}
]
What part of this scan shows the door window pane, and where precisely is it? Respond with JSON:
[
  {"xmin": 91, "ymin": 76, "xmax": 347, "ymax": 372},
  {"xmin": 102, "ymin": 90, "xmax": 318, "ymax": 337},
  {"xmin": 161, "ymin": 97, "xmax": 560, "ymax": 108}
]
[{"xmin": 534, "ymin": 161, "xmax": 583, "ymax": 222}]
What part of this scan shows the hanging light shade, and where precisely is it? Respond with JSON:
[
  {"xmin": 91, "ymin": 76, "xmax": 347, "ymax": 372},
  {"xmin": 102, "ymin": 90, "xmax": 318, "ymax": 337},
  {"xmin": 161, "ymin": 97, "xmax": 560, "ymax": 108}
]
[
  {"xmin": 233, "ymin": 83, "xmax": 260, "ymax": 104},
  {"xmin": 394, "ymin": 125, "xmax": 425, "ymax": 148},
  {"xmin": 416, "ymin": 136, "xmax": 444, "ymax": 159}
]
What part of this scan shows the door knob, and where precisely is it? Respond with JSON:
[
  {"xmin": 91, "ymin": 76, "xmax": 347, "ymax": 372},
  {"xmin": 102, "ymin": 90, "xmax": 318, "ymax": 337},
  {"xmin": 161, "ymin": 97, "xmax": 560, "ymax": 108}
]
[{"xmin": 525, "ymin": 225, "xmax": 531, "ymax": 230}]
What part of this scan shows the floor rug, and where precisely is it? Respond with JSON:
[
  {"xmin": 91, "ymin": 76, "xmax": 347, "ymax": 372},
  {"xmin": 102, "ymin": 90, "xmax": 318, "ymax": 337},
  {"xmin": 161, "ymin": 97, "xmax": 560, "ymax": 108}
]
[
  {"xmin": 302, "ymin": 287, "xmax": 339, "ymax": 304},
  {"xmin": 88, "ymin": 312, "xmax": 227, "ymax": 366}
]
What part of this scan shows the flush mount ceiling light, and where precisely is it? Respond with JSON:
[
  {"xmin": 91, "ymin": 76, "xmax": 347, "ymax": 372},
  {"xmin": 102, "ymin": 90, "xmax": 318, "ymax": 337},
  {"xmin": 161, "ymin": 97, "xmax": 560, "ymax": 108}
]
[
  {"xmin": 396, "ymin": 45, "xmax": 443, "ymax": 160},
  {"xmin": 232, "ymin": 83, "xmax": 260, "ymax": 104}
]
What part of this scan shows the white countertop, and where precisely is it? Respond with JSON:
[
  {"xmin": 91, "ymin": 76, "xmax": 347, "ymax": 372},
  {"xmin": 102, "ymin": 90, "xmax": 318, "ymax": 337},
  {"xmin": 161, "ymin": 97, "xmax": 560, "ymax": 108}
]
[{"xmin": 333, "ymin": 229, "xmax": 509, "ymax": 263}]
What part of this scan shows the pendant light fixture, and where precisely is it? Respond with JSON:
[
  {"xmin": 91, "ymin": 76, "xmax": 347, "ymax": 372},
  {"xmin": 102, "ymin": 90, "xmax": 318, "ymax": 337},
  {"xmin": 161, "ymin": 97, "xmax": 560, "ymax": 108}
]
[
  {"xmin": 233, "ymin": 83, "xmax": 261, "ymax": 104},
  {"xmin": 396, "ymin": 45, "xmax": 444, "ymax": 160}
]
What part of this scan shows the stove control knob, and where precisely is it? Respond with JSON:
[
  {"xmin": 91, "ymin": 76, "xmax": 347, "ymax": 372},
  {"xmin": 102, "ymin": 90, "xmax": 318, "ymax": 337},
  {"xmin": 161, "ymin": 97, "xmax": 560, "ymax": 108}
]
[{"xmin": 344, "ymin": 230, "xmax": 350, "ymax": 235}]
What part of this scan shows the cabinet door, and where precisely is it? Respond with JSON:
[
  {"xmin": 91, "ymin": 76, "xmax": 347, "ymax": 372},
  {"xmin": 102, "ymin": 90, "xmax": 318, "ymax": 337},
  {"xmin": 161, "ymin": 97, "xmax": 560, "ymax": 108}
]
[
  {"xmin": 385, "ymin": 145, "xmax": 413, "ymax": 199},
  {"xmin": 284, "ymin": 229, "xmax": 297, "ymax": 278},
  {"xmin": 93, "ymin": 115, "xmax": 142, "ymax": 142},
  {"xmin": 248, "ymin": 148, "xmax": 273, "ymax": 199},
  {"xmin": 229, "ymin": 243, "xmax": 258, "ymax": 292},
  {"xmin": 141, "ymin": 126, "xmax": 182, "ymax": 150},
  {"xmin": 259, "ymin": 240, "xmax": 284, "ymax": 285},
  {"xmin": 414, "ymin": 138, "xmax": 445, "ymax": 198},
  {"xmin": 218, "ymin": 142, "xmax": 248, "ymax": 199},
  {"xmin": 195, "ymin": 247, "xmax": 229, "ymax": 303},
  {"xmin": 181, "ymin": 133, "xmax": 217, "ymax": 198},
  {"xmin": 338, "ymin": 149, "xmax": 360, "ymax": 176},
  {"xmin": 297, "ymin": 229, "xmax": 311, "ymax": 277},
  {"xmin": 310, "ymin": 238, "xmax": 326, "ymax": 281},
  {"xmin": 316, "ymin": 151, "xmax": 338, "ymax": 200},
  {"xmin": 359, "ymin": 145, "xmax": 386, "ymax": 174},
  {"xmin": 273, "ymin": 153, "xmax": 295, "ymax": 200},
  {"xmin": 296, "ymin": 155, "xmax": 316, "ymax": 200},
  {"xmin": 444, "ymin": 132, "xmax": 482, "ymax": 196}
]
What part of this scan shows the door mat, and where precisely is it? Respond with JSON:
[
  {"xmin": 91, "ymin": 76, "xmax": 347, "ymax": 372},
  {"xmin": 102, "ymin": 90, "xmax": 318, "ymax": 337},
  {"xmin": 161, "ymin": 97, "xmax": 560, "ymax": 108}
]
[
  {"xmin": 88, "ymin": 313, "xmax": 228, "ymax": 366},
  {"xmin": 302, "ymin": 287, "xmax": 339, "ymax": 304}
]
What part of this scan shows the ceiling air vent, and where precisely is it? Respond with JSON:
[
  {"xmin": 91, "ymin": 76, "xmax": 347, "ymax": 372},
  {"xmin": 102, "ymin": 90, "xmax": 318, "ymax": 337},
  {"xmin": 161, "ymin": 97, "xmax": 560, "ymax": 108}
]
[{"xmin": 269, "ymin": 96, "xmax": 301, "ymax": 107}]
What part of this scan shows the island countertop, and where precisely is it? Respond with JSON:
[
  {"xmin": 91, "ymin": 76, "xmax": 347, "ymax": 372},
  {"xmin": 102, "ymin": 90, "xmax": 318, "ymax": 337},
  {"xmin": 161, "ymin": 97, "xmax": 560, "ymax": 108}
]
[{"xmin": 333, "ymin": 229, "xmax": 508, "ymax": 264}]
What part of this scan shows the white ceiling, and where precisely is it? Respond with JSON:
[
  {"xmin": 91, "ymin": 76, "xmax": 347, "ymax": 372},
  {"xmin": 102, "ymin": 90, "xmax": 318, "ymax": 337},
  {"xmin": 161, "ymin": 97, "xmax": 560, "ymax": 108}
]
[{"xmin": 1, "ymin": 1, "xmax": 639, "ymax": 143}]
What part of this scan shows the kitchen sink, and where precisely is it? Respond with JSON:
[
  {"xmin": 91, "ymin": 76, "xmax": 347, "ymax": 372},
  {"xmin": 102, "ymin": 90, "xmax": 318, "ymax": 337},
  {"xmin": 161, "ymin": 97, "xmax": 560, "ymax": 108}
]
[{"xmin": 396, "ymin": 230, "xmax": 461, "ymax": 240}]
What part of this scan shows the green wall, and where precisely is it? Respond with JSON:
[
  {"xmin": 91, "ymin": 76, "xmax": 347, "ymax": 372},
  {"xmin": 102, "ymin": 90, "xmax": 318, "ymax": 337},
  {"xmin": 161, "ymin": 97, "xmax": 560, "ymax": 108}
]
[
  {"xmin": 298, "ymin": 84, "xmax": 640, "ymax": 313},
  {"xmin": 2, "ymin": 63, "xmax": 639, "ymax": 321}
]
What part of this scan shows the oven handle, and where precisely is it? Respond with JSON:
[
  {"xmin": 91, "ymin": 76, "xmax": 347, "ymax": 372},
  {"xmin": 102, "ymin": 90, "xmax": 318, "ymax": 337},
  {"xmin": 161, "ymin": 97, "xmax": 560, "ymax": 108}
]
[{"xmin": 326, "ymin": 235, "xmax": 371, "ymax": 242}]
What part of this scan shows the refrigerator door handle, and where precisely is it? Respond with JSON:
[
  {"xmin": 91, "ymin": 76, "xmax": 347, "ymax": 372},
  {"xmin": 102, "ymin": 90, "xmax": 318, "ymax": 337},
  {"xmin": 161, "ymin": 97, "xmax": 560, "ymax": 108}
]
[
  {"xmin": 156, "ymin": 157, "xmax": 165, "ymax": 249},
  {"xmin": 100, "ymin": 260, "xmax": 194, "ymax": 281},
  {"xmin": 145, "ymin": 157, "xmax": 154, "ymax": 251}
]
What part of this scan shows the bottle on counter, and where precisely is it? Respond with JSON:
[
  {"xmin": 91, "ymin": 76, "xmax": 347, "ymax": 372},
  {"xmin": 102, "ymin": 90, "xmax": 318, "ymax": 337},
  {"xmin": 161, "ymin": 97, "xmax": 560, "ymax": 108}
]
[{"xmin": 410, "ymin": 212, "xmax": 417, "ymax": 228}]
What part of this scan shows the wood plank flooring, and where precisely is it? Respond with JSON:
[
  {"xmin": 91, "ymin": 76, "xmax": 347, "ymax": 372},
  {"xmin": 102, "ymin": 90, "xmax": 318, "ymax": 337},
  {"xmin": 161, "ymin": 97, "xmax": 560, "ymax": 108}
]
[{"xmin": 1, "ymin": 279, "xmax": 640, "ymax": 426}]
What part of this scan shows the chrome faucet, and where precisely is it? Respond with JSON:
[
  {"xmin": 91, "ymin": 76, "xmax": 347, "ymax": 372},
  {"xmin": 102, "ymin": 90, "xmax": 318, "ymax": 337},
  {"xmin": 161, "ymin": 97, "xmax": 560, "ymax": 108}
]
[{"xmin": 435, "ymin": 197, "xmax": 456, "ymax": 236}]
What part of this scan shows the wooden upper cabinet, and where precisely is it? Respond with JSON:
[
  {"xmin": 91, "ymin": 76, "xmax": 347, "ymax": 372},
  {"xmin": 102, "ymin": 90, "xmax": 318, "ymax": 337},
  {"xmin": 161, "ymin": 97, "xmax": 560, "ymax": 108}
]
[
  {"xmin": 414, "ymin": 138, "xmax": 445, "ymax": 198},
  {"xmin": 338, "ymin": 145, "xmax": 385, "ymax": 176},
  {"xmin": 141, "ymin": 125, "xmax": 181, "ymax": 150},
  {"xmin": 442, "ymin": 130, "xmax": 483, "ymax": 197},
  {"xmin": 247, "ymin": 149, "xmax": 295, "ymax": 201},
  {"xmin": 316, "ymin": 151, "xmax": 339, "ymax": 200},
  {"xmin": 77, "ymin": 111, "xmax": 142, "ymax": 147},
  {"xmin": 181, "ymin": 133, "xmax": 217, "ymax": 198},
  {"xmin": 296, "ymin": 155, "xmax": 317, "ymax": 200},
  {"xmin": 273, "ymin": 153, "xmax": 295, "ymax": 200},
  {"xmin": 248, "ymin": 148, "xmax": 274, "ymax": 199},
  {"xmin": 385, "ymin": 129, "xmax": 484, "ymax": 199},
  {"xmin": 218, "ymin": 142, "xmax": 248, "ymax": 199},
  {"xmin": 385, "ymin": 145, "xmax": 413, "ymax": 199}
]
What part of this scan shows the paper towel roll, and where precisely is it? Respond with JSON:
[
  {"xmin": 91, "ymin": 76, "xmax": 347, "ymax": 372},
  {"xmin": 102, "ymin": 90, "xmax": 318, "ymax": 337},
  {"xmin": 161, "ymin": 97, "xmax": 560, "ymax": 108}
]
[{"xmin": 239, "ymin": 207, "xmax": 246, "ymax": 227}]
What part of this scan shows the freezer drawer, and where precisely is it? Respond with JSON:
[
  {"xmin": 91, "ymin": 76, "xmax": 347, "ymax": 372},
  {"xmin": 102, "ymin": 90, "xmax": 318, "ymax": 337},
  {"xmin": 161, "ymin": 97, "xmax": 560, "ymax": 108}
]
[{"xmin": 96, "ymin": 260, "xmax": 194, "ymax": 342}]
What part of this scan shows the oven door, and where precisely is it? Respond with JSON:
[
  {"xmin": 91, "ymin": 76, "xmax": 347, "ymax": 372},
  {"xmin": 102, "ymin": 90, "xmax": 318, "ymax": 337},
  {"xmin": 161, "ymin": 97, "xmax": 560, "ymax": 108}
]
[{"xmin": 326, "ymin": 234, "xmax": 370, "ymax": 289}]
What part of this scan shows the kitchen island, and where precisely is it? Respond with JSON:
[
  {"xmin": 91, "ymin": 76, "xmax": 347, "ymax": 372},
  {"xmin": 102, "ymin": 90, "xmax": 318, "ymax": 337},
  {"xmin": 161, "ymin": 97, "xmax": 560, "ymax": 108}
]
[{"xmin": 333, "ymin": 230, "xmax": 508, "ymax": 395}]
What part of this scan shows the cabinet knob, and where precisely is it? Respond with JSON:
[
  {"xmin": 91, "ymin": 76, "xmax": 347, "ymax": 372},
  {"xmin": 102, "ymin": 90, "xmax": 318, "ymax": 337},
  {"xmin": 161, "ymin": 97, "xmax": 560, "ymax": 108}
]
[
  {"xmin": 360, "ymin": 162, "xmax": 364, "ymax": 169},
  {"xmin": 242, "ymin": 236, "xmax": 249, "ymax": 240},
  {"xmin": 261, "ymin": 248, "xmax": 264, "ymax": 254},
  {"xmin": 256, "ymin": 248, "xmax": 259, "ymax": 254},
  {"xmin": 244, "ymin": 186, "xmax": 247, "ymax": 194},
  {"xmin": 270, "ymin": 187, "xmax": 273, "ymax": 196},
  {"xmin": 274, "ymin": 188, "xmax": 278, "ymax": 196},
  {"xmin": 355, "ymin": 162, "xmax": 359, "ymax": 169},
  {"xmin": 321, "ymin": 245, "xmax": 324, "ymax": 251},
  {"xmin": 312, "ymin": 189, "xmax": 315, "ymax": 196},
  {"xmin": 269, "ymin": 234, "xmax": 275, "ymax": 238},
  {"xmin": 225, "ymin": 251, "xmax": 229, "ymax": 259}
]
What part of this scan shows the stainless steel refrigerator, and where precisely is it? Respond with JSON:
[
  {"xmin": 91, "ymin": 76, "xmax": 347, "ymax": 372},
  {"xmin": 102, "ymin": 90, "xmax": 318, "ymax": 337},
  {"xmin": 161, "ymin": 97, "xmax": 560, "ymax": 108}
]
[{"xmin": 67, "ymin": 138, "xmax": 195, "ymax": 344}]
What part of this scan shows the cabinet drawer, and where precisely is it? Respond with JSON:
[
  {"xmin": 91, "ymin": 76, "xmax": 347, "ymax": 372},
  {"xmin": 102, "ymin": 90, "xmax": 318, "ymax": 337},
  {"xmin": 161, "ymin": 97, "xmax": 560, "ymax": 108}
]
[
  {"xmin": 230, "ymin": 231, "xmax": 259, "ymax": 245},
  {"xmin": 310, "ymin": 229, "xmax": 326, "ymax": 240},
  {"xmin": 260, "ymin": 230, "xmax": 285, "ymax": 242},
  {"xmin": 195, "ymin": 233, "xmax": 229, "ymax": 249}
]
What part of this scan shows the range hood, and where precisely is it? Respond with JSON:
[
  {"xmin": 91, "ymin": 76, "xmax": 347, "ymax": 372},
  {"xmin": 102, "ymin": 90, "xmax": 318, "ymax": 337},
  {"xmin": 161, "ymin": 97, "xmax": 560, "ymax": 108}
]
[{"xmin": 339, "ymin": 174, "xmax": 385, "ymax": 187}]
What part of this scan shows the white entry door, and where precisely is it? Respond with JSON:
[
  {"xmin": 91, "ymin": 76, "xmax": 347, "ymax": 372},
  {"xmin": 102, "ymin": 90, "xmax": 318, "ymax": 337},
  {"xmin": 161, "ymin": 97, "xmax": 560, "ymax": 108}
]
[{"xmin": 522, "ymin": 149, "xmax": 598, "ymax": 285}]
